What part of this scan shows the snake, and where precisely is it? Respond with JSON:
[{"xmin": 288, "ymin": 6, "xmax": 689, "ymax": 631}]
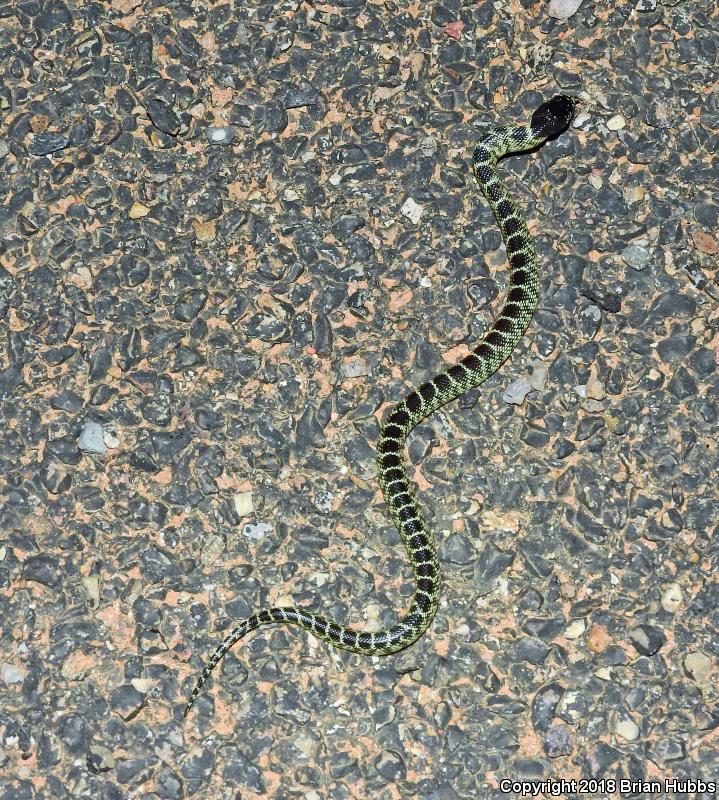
[{"xmin": 184, "ymin": 95, "xmax": 577, "ymax": 717}]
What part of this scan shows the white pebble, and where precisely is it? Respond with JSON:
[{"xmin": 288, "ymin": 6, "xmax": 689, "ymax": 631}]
[
  {"xmin": 528, "ymin": 363, "xmax": 548, "ymax": 391},
  {"xmin": 242, "ymin": 521, "xmax": 272, "ymax": 540},
  {"xmin": 548, "ymin": 0, "xmax": 584, "ymax": 19},
  {"xmin": 400, "ymin": 197, "xmax": 424, "ymax": 224},
  {"xmin": 684, "ymin": 652, "xmax": 712, "ymax": 685},
  {"xmin": 564, "ymin": 619, "xmax": 586, "ymax": 640},
  {"xmin": 615, "ymin": 716, "xmax": 640, "ymax": 741},
  {"xmin": 79, "ymin": 421, "xmax": 107, "ymax": 454},
  {"xmin": 233, "ymin": 492, "xmax": 254, "ymax": 517},
  {"xmin": 502, "ymin": 378, "xmax": 532, "ymax": 405},
  {"xmin": 1, "ymin": 663, "xmax": 26, "ymax": 684},
  {"xmin": 661, "ymin": 583, "xmax": 682, "ymax": 612},
  {"xmin": 204, "ymin": 125, "xmax": 235, "ymax": 144}
]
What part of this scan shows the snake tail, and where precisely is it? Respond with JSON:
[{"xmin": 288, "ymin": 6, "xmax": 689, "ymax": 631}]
[{"xmin": 184, "ymin": 94, "xmax": 576, "ymax": 717}]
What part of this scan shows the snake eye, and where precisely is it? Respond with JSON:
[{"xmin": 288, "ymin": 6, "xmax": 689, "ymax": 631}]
[{"xmin": 531, "ymin": 95, "xmax": 576, "ymax": 139}]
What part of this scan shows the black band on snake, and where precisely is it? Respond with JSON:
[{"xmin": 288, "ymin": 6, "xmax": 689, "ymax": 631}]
[{"xmin": 184, "ymin": 95, "xmax": 577, "ymax": 717}]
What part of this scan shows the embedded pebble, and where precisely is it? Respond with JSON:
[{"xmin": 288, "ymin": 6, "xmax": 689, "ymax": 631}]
[
  {"xmin": 233, "ymin": 492, "xmax": 254, "ymax": 517},
  {"xmin": 661, "ymin": 583, "xmax": 682, "ymax": 612},
  {"xmin": 606, "ymin": 114, "xmax": 626, "ymax": 131},
  {"xmin": 343, "ymin": 358, "xmax": 371, "ymax": 378},
  {"xmin": 79, "ymin": 421, "xmax": 107, "ymax": 454},
  {"xmin": 103, "ymin": 429, "xmax": 120, "ymax": 449},
  {"xmin": 313, "ymin": 491, "xmax": 333, "ymax": 513},
  {"xmin": 586, "ymin": 377, "xmax": 606, "ymax": 400},
  {"xmin": 543, "ymin": 723, "xmax": 573, "ymax": 757},
  {"xmin": 503, "ymin": 378, "xmax": 533, "ymax": 405},
  {"xmin": 400, "ymin": 197, "xmax": 424, "ymax": 224},
  {"xmin": 1, "ymin": 663, "xmax": 26, "ymax": 684},
  {"xmin": 621, "ymin": 243, "xmax": 651, "ymax": 270},
  {"xmin": 205, "ymin": 125, "xmax": 235, "ymax": 145},
  {"xmin": 615, "ymin": 716, "xmax": 640, "ymax": 741},
  {"xmin": 629, "ymin": 624, "xmax": 666, "ymax": 656},
  {"xmin": 564, "ymin": 619, "xmax": 586, "ymax": 639},
  {"xmin": 548, "ymin": 0, "xmax": 584, "ymax": 19},
  {"xmin": 242, "ymin": 521, "xmax": 272, "ymax": 540},
  {"xmin": 129, "ymin": 202, "xmax": 151, "ymax": 219},
  {"xmin": 528, "ymin": 363, "xmax": 548, "ymax": 391},
  {"xmin": 684, "ymin": 652, "xmax": 712, "ymax": 685},
  {"xmin": 29, "ymin": 132, "xmax": 70, "ymax": 155}
]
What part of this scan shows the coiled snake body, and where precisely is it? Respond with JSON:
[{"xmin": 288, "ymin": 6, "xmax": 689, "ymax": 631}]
[{"xmin": 185, "ymin": 95, "xmax": 576, "ymax": 716}]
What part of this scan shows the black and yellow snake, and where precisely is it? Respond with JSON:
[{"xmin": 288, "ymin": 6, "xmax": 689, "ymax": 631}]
[{"xmin": 184, "ymin": 95, "xmax": 577, "ymax": 717}]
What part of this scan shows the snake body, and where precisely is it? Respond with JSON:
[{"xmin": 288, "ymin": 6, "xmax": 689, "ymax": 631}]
[{"xmin": 185, "ymin": 95, "xmax": 576, "ymax": 716}]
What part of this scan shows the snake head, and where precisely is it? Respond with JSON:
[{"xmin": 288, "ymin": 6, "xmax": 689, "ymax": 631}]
[{"xmin": 530, "ymin": 95, "xmax": 577, "ymax": 140}]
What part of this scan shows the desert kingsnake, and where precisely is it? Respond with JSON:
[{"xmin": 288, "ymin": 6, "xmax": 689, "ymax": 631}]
[{"xmin": 184, "ymin": 95, "xmax": 577, "ymax": 716}]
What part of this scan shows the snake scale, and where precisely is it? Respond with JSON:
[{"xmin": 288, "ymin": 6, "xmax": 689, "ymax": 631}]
[{"xmin": 185, "ymin": 95, "xmax": 577, "ymax": 717}]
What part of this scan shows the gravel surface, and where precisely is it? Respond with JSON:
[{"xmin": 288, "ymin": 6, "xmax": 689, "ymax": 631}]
[{"xmin": 0, "ymin": 1, "xmax": 717, "ymax": 798}]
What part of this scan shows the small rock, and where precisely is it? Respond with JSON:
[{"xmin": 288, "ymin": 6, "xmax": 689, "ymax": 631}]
[
  {"xmin": 204, "ymin": 125, "xmax": 235, "ymax": 145},
  {"xmin": 543, "ymin": 723, "xmax": 573, "ymax": 757},
  {"xmin": 130, "ymin": 678, "xmax": 154, "ymax": 693},
  {"xmin": 1, "ymin": 663, "xmax": 26, "ymax": 684},
  {"xmin": 548, "ymin": 0, "xmax": 584, "ymax": 19},
  {"xmin": 79, "ymin": 421, "xmax": 107, "ymax": 454},
  {"xmin": 629, "ymin": 623, "xmax": 666, "ymax": 656},
  {"xmin": 128, "ymin": 202, "xmax": 151, "ymax": 219},
  {"xmin": 661, "ymin": 583, "xmax": 682, "ymax": 613},
  {"xmin": 503, "ymin": 378, "xmax": 532, "ymax": 405},
  {"xmin": 565, "ymin": 619, "xmax": 586, "ymax": 640},
  {"xmin": 103, "ymin": 429, "xmax": 120, "ymax": 449},
  {"xmin": 615, "ymin": 715, "xmax": 640, "ymax": 741},
  {"xmin": 400, "ymin": 197, "xmax": 423, "ymax": 224},
  {"xmin": 23, "ymin": 554, "xmax": 62, "ymax": 588},
  {"xmin": 573, "ymin": 112, "xmax": 591, "ymax": 129},
  {"xmin": 621, "ymin": 243, "xmax": 651, "ymax": 270},
  {"xmin": 146, "ymin": 99, "xmax": 181, "ymax": 135},
  {"xmin": 692, "ymin": 229, "xmax": 718, "ymax": 255},
  {"xmin": 233, "ymin": 492, "xmax": 254, "ymax": 517},
  {"xmin": 684, "ymin": 652, "xmax": 712, "ymax": 685},
  {"xmin": 587, "ymin": 624, "xmax": 611, "ymax": 653},
  {"xmin": 558, "ymin": 690, "xmax": 588, "ymax": 723},
  {"xmin": 652, "ymin": 738, "xmax": 685, "ymax": 763},
  {"xmin": 560, "ymin": 581, "xmax": 577, "ymax": 599},
  {"xmin": 29, "ymin": 132, "xmax": 70, "ymax": 155},
  {"xmin": 528, "ymin": 363, "xmax": 548, "ymax": 391},
  {"xmin": 606, "ymin": 114, "xmax": 626, "ymax": 131},
  {"xmin": 193, "ymin": 219, "xmax": 216, "ymax": 242},
  {"xmin": 509, "ymin": 637, "xmax": 550, "ymax": 665},
  {"xmin": 83, "ymin": 575, "xmax": 101, "ymax": 609},
  {"xmin": 343, "ymin": 358, "xmax": 370, "ymax": 378},
  {"xmin": 531, "ymin": 683, "xmax": 564, "ymax": 733},
  {"xmin": 87, "ymin": 745, "xmax": 116, "ymax": 774},
  {"xmin": 586, "ymin": 377, "xmax": 606, "ymax": 400},
  {"xmin": 624, "ymin": 185, "xmax": 645, "ymax": 206},
  {"xmin": 441, "ymin": 533, "xmax": 475, "ymax": 565},
  {"xmin": 373, "ymin": 749, "xmax": 407, "ymax": 782},
  {"xmin": 313, "ymin": 491, "xmax": 333, "ymax": 513},
  {"xmin": 242, "ymin": 521, "xmax": 272, "ymax": 540}
]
